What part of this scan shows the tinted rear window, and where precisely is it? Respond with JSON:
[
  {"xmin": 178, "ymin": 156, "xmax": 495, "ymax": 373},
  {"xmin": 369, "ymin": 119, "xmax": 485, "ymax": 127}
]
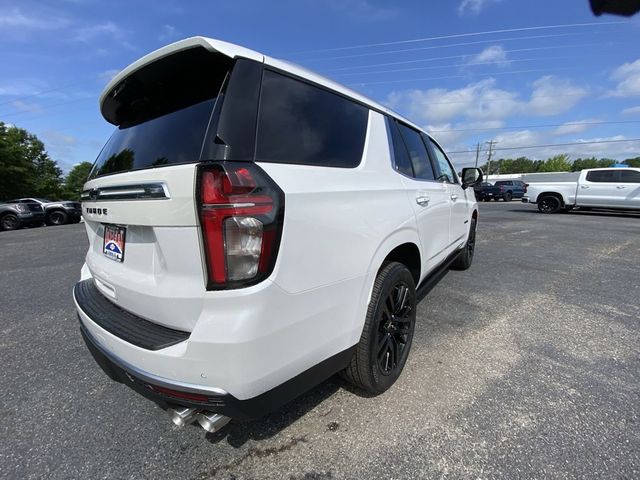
[
  {"xmin": 90, "ymin": 99, "xmax": 215, "ymax": 178},
  {"xmin": 620, "ymin": 169, "xmax": 640, "ymax": 183},
  {"xmin": 90, "ymin": 48, "xmax": 230, "ymax": 179},
  {"xmin": 387, "ymin": 119, "xmax": 414, "ymax": 177},
  {"xmin": 586, "ymin": 170, "xmax": 618, "ymax": 182},
  {"xmin": 256, "ymin": 70, "xmax": 368, "ymax": 168},
  {"xmin": 397, "ymin": 124, "xmax": 435, "ymax": 180}
]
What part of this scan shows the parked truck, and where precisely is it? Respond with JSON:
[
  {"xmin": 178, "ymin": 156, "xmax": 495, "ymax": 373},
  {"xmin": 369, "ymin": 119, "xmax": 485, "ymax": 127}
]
[{"xmin": 522, "ymin": 167, "xmax": 640, "ymax": 213}]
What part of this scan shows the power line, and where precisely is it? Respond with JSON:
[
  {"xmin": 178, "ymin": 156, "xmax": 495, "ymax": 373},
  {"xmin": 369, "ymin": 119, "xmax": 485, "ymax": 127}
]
[
  {"xmin": 303, "ymin": 32, "xmax": 586, "ymax": 62},
  {"xmin": 445, "ymin": 138, "xmax": 640, "ymax": 155},
  {"xmin": 347, "ymin": 67, "xmax": 575, "ymax": 87},
  {"xmin": 325, "ymin": 43, "xmax": 601, "ymax": 73},
  {"xmin": 431, "ymin": 120, "xmax": 640, "ymax": 133},
  {"xmin": 332, "ymin": 53, "xmax": 598, "ymax": 78},
  {"xmin": 287, "ymin": 21, "xmax": 627, "ymax": 55},
  {"xmin": 0, "ymin": 79, "xmax": 98, "ymax": 108},
  {"xmin": 0, "ymin": 97, "xmax": 95, "ymax": 120}
]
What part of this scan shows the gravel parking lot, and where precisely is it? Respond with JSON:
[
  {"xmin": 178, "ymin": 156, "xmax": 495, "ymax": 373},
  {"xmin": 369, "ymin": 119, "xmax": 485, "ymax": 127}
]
[{"xmin": 1, "ymin": 202, "xmax": 638, "ymax": 479}]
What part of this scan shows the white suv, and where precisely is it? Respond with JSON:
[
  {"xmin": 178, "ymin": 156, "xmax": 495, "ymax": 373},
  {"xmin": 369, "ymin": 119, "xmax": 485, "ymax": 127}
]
[{"xmin": 74, "ymin": 37, "xmax": 482, "ymax": 433}]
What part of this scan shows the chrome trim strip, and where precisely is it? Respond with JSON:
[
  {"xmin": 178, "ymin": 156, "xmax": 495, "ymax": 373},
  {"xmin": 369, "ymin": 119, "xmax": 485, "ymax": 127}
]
[
  {"xmin": 74, "ymin": 289, "xmax": 228, "ymax": 396},
  {"xmin": 201, "ymin": 202, "xmax": 256, "ymax": 209},
  {"xmin": 81, "ymin": 183, "xmax": 170, "ymax": 201}
]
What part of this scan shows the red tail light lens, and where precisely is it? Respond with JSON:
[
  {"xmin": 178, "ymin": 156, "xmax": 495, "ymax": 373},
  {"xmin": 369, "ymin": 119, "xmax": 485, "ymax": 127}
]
[{"xmin": 198, "ymin": 162, "xmax": 284, "ymax": 289}]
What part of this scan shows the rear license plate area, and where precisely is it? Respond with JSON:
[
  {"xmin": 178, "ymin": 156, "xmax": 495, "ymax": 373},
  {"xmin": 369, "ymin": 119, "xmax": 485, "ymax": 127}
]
[{"xmin": 103, "ymin": 225, "xmax": 126, "ymax": 262}]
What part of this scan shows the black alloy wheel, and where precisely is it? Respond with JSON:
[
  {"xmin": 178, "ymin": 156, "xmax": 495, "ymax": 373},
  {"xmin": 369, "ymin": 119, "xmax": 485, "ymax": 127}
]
[
  {"xmin": 451, "ymin": 217, "xmax": 477, "ymax": 270},
  {"xmin": 48, "ymin": 210, "xmax": 68, "ymax": 225},
  {"xmin": 342, "ymin": 262, "xmax": 417, "ymax": 394},
  {"xmin": 1, "ymin": 214, "xmax": 20, "ymax": 231},
  {"xmin": 376, "ymin": 282, "xmax": 413, "ymax": 376},
  {"xmin": 538, "ymin": 195, "xmax": 561, "ymax": 213}
]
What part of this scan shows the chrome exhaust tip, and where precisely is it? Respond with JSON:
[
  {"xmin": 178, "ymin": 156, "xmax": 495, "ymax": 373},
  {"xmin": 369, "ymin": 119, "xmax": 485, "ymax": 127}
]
[
  {"xmin": 196, "ymin": 411, "xmax": 231, "ymax": 433},
  {"xmin": 167, "ymin": 407, "xmax": 200, "ymax": 427}
]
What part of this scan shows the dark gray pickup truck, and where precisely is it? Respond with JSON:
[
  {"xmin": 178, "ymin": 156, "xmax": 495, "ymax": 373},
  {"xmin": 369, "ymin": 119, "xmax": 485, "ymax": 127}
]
[
  {"xmin": 6, "ymin": 197, "xmax": 82, "ymax": 225},
  {"xmin": 0, "ymin": 201, "xmax": 45, "ymax": 231}
]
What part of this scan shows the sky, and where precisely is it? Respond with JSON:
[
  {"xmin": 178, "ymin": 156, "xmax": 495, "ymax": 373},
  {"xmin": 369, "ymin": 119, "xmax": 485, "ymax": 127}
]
[{"xmin": 1, "ymin": 0, "xmax": 639, "ymax": 172}]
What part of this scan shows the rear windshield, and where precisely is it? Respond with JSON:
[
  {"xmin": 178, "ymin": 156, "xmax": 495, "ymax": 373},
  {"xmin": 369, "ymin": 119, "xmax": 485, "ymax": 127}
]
[
  {"xmin": 89, "ymin": 99, "xmax": 215, "ymax": 178},
  {"xmin": 90, "ymin": 47, "xmax": 230, "ymax": 179}
]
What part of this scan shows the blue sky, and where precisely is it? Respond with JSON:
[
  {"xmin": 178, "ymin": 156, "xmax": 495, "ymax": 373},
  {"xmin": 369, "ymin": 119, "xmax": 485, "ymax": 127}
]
[{"xmin": 1, "ymin": 0, "xmax": 639, "ymax": 172}]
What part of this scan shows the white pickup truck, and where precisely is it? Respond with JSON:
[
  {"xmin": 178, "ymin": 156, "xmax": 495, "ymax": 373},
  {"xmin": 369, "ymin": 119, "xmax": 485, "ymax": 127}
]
[{"xmin": 522, "ymin": 167, "xmax": 640, "ymax": 213}]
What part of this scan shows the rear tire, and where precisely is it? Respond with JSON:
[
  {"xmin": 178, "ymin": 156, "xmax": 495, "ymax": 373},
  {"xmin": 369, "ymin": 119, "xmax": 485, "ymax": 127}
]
[
  {"xmin": 342, "ymin": 262, "xmax": 416, "ymax": 394},
  {"xmin": 1, "ymin": 213, "xmax": 20, "ymax": 231},
  {"xmin": 451, "ymin": 217, "xmax": 477, "ymax": 271},
  {"xmin": 537, "ymin": 195, "xmax": 562, "ymax": 214}
]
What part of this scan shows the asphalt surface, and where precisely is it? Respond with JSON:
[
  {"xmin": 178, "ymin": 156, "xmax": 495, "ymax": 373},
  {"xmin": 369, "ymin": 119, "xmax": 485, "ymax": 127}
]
[{"xmin": 1, "ymin": 202, "xmax": 639, "ymax": 479}]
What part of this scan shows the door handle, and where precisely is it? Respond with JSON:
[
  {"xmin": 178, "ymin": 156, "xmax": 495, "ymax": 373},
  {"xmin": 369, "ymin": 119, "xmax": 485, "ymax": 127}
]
[
  {"xmin": 416, "ymin": 196, "xmax": 430, "ymax": 206},
  {"xmin": 616, "ymin": 185, "xmax": 626, "ymax": 189},
  {"xmin": 450, "ymin": 194, "xmax": 458, "ymax": 201},
  {"xmin": 580, "ymin": 185, "xmax": 589, "ymax": 189}
]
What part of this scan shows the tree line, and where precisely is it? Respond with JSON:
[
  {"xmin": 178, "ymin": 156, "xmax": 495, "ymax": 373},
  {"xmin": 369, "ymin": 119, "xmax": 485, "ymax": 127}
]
[
  {"xmin": 0, "ymin": 122, "xmax": 93, "ymax": 201},
  {"xmin": 479, "ymin": 153, "xmax": 640, "ymax": 175}
]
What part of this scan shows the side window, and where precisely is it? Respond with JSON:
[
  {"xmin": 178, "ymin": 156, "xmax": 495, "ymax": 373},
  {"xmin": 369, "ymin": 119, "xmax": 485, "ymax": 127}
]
[
  {"xmin": 620, "ymin": 170, "xmax": 640, "ymax": 183},
  {"xmin": 586, "ymin": 170, "xmax": 619, "ymax": 182},
  {"xmin": 427, "ymin": 137, "xmax": 457, "ymax": 184},
  {"xmin": 387, "ymin": 119, "xmax": 414, "ymax": 177},
  {"xmin": 397, "ymin": 123, "xmax": 435, "ymax": 180},
  {"xmin": 256, "ymin": 70, "xmax": 369, "ymax": 168}
]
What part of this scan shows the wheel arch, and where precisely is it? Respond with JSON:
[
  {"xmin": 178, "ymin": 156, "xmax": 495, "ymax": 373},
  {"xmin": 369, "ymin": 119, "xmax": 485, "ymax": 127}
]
[
  {"xmin": 539, "ymin": 191, "xmax": 565, "ymax": 205},
  {"xmin": 351, "ymin": 228, "xmax": 422, "ymax": 347}
]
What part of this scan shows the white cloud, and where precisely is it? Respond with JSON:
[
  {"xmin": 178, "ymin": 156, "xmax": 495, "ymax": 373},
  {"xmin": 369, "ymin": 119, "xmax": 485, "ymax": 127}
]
[
  {"xmin": 74, "ymin": 22, "xmax": 134, "ymax": 50},
  {"xmin": 0, "ymin": 8, "xmax": 68, "ymax": 30},
  {"xmin": 387, "ymin": 78, "xmax": 521, "ymax": 123},
  {"xmin": 458, "ymin": 0, "xmax": 501, "ymax": 15},
  {"xmin": 9, "ymin": 100, "xmax": 43, "ymax": 114},
  {"xmin": 329, "ymin": 0, "xmax": 396, "ymax": 21},
  {"xmin": 528, "ymin": 76, "xmax": 588, "ymax": 116},
  {"xmin": 387, "ymin": 75, "xmax": 587, "ymax": 125},
  {"xmin": 158, "ymin": 24, "xmax": 179, "ymax": 42},
  {"xmin": 465, "ymin": 45, "xmax": 509, "ymax": 67},
  {"xmin": 622, "ymin": 105, "xmax": 640, "ymax": 115},
  {"xmin": 608, "ymin": 59, "xmax": 640, "ymax": 97},
  {"xmin": 425, "ymin": 123, "xmax": 463, "ymax": 146},
  {"xmin": 552, "ymin": 119, "xmax": 599, "ymax": 136}
]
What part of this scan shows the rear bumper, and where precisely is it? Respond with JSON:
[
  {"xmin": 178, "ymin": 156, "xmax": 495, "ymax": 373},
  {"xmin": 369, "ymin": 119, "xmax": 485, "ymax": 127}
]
[
  {"xmin": 79, "ymin": 318, "xmax": 353, "ymax": 421},
  {"xmin": 74, "ymin": 274, "xmax": 360, "ymax": 420}
]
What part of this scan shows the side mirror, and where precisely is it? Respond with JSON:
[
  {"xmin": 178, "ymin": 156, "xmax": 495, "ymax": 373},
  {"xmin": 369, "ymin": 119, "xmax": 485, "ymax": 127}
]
[{"xmin": 461, "ymin": 167, "xmax": 483, "ymax": 189}]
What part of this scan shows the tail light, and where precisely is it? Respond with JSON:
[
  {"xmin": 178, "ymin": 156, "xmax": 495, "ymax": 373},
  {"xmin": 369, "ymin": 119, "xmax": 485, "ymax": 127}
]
[
  {"xmin": 197, "ymin": 162, "xmax": 284, "ymax": 289},
  {"xmin": 499, "ymin": 185, "xmax": 505, "ymax": 192}
]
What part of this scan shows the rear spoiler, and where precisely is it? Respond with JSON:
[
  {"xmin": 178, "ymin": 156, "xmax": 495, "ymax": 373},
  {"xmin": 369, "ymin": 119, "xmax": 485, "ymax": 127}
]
[{"xmin": 99, "ymin": 37, "xmax": 264, "ymax": 125}]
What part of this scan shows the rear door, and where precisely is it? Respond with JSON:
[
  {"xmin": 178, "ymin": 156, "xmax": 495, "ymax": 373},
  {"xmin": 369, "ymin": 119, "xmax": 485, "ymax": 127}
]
[
  {"xmin": 426, "ymin": 136, "xmax": 469, "ymax": 250},
  {"xmin": 617, "ymin": 169, "xmax": 640, "ymax": 209},
  {"xmin": 387, "ymin": 118, "xmax": 451, "ymax": 274},
  {"xmin": 577, "ymin": 170, "xmax": 621, "ymax": 207}
]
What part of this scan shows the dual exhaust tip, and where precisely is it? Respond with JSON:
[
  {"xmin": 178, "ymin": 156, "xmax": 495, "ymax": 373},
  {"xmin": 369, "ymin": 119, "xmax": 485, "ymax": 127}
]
[{"xmin": 168, "ymin": 407, "xmax": 230, "ymax": 433}]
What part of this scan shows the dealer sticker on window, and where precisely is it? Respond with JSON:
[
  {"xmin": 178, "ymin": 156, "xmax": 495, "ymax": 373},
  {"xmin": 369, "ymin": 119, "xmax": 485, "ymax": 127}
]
[{"xmin": 103, "ymin": 225, "xmax": 126, "ymax": 262}]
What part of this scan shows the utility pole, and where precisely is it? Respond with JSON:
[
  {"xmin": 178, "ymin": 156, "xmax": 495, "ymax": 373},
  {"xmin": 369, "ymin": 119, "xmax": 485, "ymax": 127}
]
[
  {"xmin": 474, "ymin": 142, "xmax": 480, "ymax": 168},
  {"xmin": 485, "ymin": 140, "xmax": 497, "ymax": 182}
]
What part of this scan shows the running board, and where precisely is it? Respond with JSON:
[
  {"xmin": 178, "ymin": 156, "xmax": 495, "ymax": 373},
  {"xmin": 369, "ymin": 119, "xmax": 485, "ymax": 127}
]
[{"xmin": 416, "ymin": 249, "xmax": 462, "ymax": 303}]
